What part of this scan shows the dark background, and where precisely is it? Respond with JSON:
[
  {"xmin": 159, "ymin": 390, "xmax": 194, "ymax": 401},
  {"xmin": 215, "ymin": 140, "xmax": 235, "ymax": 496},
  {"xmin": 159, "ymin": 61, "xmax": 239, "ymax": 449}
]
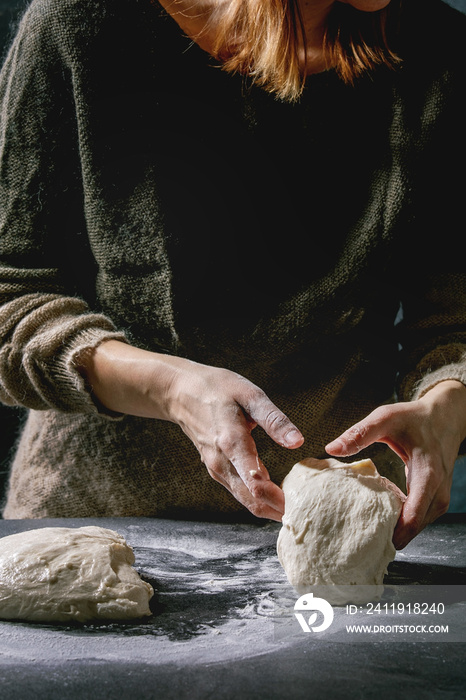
[{"xmin": 0, "ymin": 0, "xmax": 465, "ymax": 508}]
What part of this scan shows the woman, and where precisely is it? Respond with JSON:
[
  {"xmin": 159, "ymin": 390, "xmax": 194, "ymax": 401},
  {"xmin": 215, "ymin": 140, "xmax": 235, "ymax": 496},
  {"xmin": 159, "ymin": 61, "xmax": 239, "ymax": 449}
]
[{"xmin": 0, "ymin": 0, "xmax": 465, "ymax": 549}]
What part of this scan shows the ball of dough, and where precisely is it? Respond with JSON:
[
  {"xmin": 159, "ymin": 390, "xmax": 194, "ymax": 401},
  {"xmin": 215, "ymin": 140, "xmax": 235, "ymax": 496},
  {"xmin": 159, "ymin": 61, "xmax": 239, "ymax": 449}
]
[
  {"xmin": 277, "ymin": 457, "xmax": 404, "ymax": 605},
  {"xmin": 0, "ymin": 526, "xmax": 154, "ymax": 623}
]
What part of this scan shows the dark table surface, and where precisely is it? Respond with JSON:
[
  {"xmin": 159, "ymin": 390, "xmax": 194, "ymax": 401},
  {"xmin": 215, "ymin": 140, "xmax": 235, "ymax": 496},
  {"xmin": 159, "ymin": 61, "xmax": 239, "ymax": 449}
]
[{"xmin": 0, "ymin": 516, "xmax": 465, "ymax": 700}]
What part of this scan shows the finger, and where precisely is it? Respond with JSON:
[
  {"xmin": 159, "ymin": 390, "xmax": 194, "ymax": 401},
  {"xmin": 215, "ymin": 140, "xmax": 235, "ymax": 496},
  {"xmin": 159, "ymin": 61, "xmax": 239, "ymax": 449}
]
[
  {"xmin": 227, "ymin": 434, "xmax": 286, "ymax": 513},
  {"xmin": 326, "ymin": 422, "xmax": 383, "ymax": 457},
  {"xmin": 240, "ymin": 463, "xmax": 286, "ymax": 516},
  {"xmin": 392, "ymin": 502, "xmax": 423, "ymax": 550},
  {"xmin": 241, "ymin": 389, "xmax": 304, "ymax": 449},
  {"xmin": 211, "ymin": 420, "xmax": 273, "ymax": 492},
  {"xmin": 325, "ymin": 406, "xmax": 398, "ymax": 457},
  {"xmin": 207, "ymin": 463, "xmax": 284, "ymax": 521},
  {"xmin": 392, "ymin": 453, "xmax": 438, "ymax": 549},
  {"xmin": 205, "ymin": 425, "xmax": 285, "ymax": 516}
]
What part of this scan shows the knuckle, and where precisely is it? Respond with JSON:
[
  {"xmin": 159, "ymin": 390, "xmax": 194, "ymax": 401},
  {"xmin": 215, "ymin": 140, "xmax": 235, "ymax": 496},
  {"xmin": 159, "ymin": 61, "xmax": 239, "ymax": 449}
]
[
  {"xmin": 205, "ymin": 455, "xmax": 226, "ymax": 480},
  {"xmin": 249, "ymin": 480, "xmax": 267, "ymax": 501},
  {"xmin": 264, "ymin": 408, "xmax": 288, "ymax": 433},
  {"xmin": 345, "ymin": 422, "xmax": 368, "ymax": 447},
  {"xmin": 234, "ymin": 377, "xmax": 266, "ymax": 410},
  {"xmin": 215, "ymin": 431, "xmax": 235, "ymax": 454},
  {"xmin": 372, "ymin": 404, "xmax": 395, "ymax": 421},
  {"xmin": 215, "ymin": 430, "xmax": 248, "ymax": 460}
]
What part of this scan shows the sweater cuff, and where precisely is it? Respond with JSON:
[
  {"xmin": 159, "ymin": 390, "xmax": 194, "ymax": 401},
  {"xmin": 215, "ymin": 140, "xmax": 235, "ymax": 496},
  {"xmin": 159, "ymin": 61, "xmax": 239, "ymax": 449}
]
[
  {"xmin": 403, "ymin": 344, "xmax": 466, "ymax": 401},
  {"xmin": 58, "ymin": 327, "xmax": 128, "ymax": 418},
  {"xmin": 411, "ymin": 363, "xmax": 466, "ymax": 400}
]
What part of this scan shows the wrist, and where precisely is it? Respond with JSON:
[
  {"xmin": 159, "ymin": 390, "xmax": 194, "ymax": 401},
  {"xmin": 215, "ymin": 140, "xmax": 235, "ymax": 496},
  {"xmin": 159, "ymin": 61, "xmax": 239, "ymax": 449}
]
[
  {"xmin": 419, "ymin": 380, "xmax": 466, "ymax": 444},
  {"xmin": 77, "ymin": 339, "xmax": 179, "ymax": 420}
]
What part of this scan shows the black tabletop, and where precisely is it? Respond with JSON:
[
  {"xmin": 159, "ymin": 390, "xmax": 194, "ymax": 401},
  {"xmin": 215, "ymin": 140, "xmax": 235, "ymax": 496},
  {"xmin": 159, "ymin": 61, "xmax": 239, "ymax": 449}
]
[{"xmin": 0, "ymin": 516, "xmax": 465, "ymax": 699}]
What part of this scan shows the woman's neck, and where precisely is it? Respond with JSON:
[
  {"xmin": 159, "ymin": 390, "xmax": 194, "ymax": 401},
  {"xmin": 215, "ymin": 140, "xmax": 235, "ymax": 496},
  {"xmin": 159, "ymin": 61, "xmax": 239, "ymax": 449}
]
[
  {"xmin": 296, "ymin": 1, "xmax": 335, "ymax": 74},
  {"xmin": 297, "ymin": 0, "xmax": 334, "ymax": 38},
  {"xmin": 156, "ymin": 0, "xmax": 334, "ymax": 74}
]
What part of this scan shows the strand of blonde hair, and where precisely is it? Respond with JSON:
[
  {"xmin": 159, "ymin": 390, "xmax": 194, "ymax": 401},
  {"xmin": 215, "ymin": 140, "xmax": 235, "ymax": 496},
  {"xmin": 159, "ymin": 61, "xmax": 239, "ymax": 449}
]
[{"xmin": 210, "ymin": 0, "xmax": 401, "ymax": 102}]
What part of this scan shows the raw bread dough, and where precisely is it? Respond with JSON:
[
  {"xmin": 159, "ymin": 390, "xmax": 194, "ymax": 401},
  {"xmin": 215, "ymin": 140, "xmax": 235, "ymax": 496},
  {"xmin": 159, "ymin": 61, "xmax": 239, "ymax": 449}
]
[
  {"xmin": 277, "ymin": 457, "xmax": 404, "ymax": 605},
  {"xmin": 0, "ymin": 526, "xmax": 154, "ymax": 623}
]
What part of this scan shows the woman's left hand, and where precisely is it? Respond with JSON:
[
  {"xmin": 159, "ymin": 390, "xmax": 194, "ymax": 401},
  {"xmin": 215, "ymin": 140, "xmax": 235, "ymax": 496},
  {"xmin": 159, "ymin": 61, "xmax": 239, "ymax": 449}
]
[{"xmin": 325, "ymin": 380, "xmax": 466, "ymax": 550}]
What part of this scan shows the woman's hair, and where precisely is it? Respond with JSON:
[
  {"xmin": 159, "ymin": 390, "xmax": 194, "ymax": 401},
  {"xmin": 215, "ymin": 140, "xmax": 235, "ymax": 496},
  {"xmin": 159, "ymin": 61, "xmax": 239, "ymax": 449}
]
[{"xmin": 210, "ymin": 0, "xmax": 402, "ymax": 102}]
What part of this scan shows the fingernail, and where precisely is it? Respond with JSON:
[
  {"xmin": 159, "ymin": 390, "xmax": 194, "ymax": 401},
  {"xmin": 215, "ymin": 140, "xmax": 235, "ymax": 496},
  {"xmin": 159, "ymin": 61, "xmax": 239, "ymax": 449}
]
[{"xmin": 284, "ymin": 429, "xmax": 303, "ymax": 447}]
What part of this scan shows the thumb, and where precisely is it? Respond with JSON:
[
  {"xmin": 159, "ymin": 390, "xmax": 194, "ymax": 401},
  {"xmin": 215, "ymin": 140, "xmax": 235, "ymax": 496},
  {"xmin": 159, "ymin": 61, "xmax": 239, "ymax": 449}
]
[{"xmin": 245, "ymin": 394, "xmax": 304, "ymax": 449}]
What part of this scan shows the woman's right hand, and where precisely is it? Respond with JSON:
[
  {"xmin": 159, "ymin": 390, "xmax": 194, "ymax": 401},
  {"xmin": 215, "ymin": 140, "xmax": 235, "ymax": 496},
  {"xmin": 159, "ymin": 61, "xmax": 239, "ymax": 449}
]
[{"xmin": 79, "ymin": 340, "xmax": 304, "ymax": 520}]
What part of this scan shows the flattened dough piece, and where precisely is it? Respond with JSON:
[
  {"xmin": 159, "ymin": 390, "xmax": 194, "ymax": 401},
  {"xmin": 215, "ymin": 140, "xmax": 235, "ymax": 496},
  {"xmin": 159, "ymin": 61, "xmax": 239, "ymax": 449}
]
[
  {"xmin": 277, "ymin": 458, "xmax": 404, "ymax": 604},
  {"xmin": 0, "ymin": 526, "xmax": 154, "ymax": 623}
]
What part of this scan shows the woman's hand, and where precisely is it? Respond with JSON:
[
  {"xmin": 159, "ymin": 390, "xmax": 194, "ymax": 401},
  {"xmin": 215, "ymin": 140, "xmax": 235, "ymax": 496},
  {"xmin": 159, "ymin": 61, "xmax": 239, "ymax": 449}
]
[
  {"xmin": 326, "ymin": 380, "xmax": 466, "ymax": 549},
  {"xmin": 79, "ymin": 340, "xmax": 304, "ymax": 520}
]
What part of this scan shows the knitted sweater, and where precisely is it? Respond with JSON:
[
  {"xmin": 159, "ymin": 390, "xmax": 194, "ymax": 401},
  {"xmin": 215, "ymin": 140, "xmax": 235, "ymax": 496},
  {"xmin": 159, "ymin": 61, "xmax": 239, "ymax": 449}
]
[{"xmin": 0, "ymin": 0, "xmax": 465, "ymax": 519}]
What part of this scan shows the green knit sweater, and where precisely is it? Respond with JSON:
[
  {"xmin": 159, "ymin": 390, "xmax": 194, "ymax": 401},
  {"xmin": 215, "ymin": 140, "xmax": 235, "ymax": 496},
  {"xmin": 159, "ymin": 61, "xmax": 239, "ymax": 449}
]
[{"xmin": 0, "ymin": 0, "xmax": 465, "ymax": 518}]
